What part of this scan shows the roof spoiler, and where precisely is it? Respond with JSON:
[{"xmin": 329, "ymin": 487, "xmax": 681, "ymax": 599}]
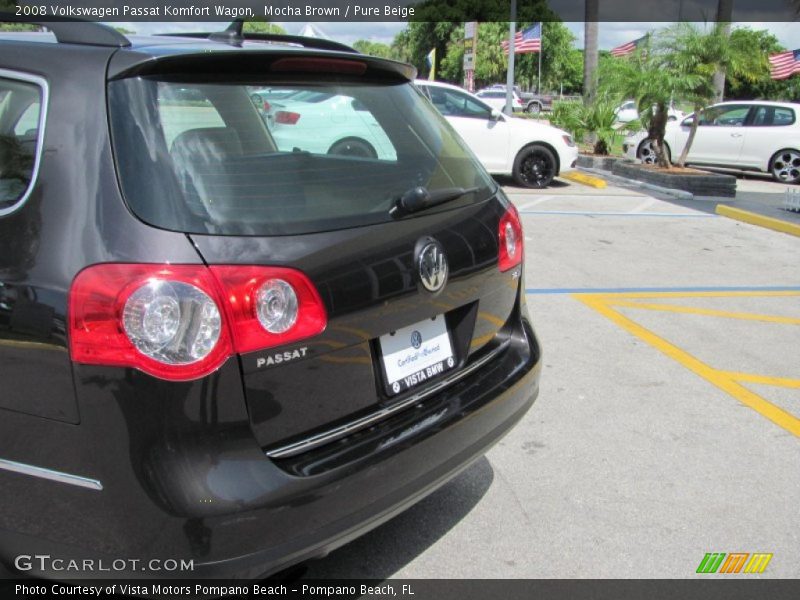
[{"xmin": 156, "ymin": 20, "xmax": 359, "ymax": 55}]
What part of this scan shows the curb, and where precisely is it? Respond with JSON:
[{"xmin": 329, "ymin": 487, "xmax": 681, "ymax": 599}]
[
  {"xmin": 578, "ymin": 167, "xmax": 693, "ymax": 200},
  {"xmin": 715, "ymin": 205, "xmax": 800, "ymax": 238},
  {"xmin": 561, "ymin": 170, "xmax": 607, "ymax": 189}
]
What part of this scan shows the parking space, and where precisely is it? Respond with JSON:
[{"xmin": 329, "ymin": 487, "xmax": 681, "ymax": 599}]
[{"xmin": 304, "ymin": 177, "xmax": 799, "ymax": 579}]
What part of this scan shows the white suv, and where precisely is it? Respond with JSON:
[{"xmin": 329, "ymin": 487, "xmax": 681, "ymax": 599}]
[{"xmin": 417, "ymin": 80, "xmax": 577, "ymax": 188}]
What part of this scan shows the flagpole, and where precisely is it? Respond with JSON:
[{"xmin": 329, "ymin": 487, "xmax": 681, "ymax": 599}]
[
  {"xmin": 537, "ymin": 22, "xmax": 543, "ymax": 94},
  {"xmin": 505, "ymin": 0, "xmax": 516, "ymax": 115}
]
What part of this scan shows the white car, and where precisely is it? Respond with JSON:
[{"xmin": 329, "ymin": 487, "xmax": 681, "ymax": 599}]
[
  {"xmin": 623, "ymin": 101, "xmax": 800, "ymax": 183},
  {"xmin": 258, "ymin": 89, "xmax": 397, "ymax": 160},
  {"xmin": 474, "ymin": 88, "xmax": 526, "ymax": 113},
  {"xmin": 416, "ymin": 80, "xmax": 577, "ymax": 188},
  {"xmin": 614, "ymin": 100, "xmax": 685, "ymax": 123}
]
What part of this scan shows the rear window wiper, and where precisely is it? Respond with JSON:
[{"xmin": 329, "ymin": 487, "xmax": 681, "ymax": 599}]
[{"xmin": 389, "ymin": 186, "xmax": 480, "ymax": 218}]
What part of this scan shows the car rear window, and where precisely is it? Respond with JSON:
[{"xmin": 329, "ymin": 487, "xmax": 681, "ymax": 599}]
[
  {"xmin": 0, "ymin": 76, "xmax": 43, "ymax": 215},
  {"xmin": 108, "ymin": 76, "xmax": 494, "ymax": 236}
]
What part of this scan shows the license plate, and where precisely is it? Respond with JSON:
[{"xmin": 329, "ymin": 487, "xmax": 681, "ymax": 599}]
[{"xmin": 378, "ymin": 316, "xmax": 455, "ymax": 396}]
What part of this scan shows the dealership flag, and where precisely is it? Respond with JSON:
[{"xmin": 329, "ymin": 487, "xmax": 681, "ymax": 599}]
[
  {"xmin": 610, "ymin": 35, "xmax": 648, "ymax": 57},
  {"xmin": 769, "ymin": 49, "xmax": 800, "ymax": 80},
  {"xmin": 502, "ymin": 23, "xmax": 541, "ymax": 55}
]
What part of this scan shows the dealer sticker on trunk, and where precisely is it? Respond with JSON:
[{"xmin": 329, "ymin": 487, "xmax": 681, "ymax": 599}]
[{"xmin": 379, "ymin": 316, "xmax": 455, "ymax": 396}]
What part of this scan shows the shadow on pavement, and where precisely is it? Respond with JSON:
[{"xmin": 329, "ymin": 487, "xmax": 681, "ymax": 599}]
[
  {"xmin": 301, "ymin": 456, "xmax": 495, "ymax": 579},
  {"xmin": 493, "ymin": 175, "xmax": 571, "ymax": 191}
]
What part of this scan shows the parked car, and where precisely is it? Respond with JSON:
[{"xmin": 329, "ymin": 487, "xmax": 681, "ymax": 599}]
[
  {"xmin": 614, "ymin": 100, "xmax": 685, "ymax": 123},
  {"xmin": 475, "ymin": 88, "xmax": 526, "ymax": 113},
  {"xmin": 259, "ymin": 89, "xmax": 397, "ymax": 159},
  {"xmin": 623, "ymin": 101, "xmax": 800, "ymax": 183},
  {"xmin": 417, "ymin": 80, "xmax": 578, "ymax": 188},
  {"xmin": 484, "ymin": 83, "xmax": 554, "ymax": 114},
  {"xmin": 0, "ymin": 22, "xmax": 541, "ymax": 580},
  {"xmin": 249, "ymin": 86, "xmax": 299, "ymax": 112}
]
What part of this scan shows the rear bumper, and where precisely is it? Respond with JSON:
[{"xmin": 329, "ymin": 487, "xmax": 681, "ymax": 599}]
[{"xmin": 1, "ymin": 311, "xmax": 541, "ymax": 580}]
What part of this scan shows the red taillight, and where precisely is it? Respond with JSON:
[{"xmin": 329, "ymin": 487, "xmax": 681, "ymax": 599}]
[
  {"xmin": 263, "ymin": 100, "xmax": 271, "ymax": 112},
  {"xmin": 274, "ymin": 111, "xmax": 301, "ymax": 125},
  {"xmin": 516, "ymin": 97, "xmax": 523, "ymax": 105},
  {"xmin": 209, "ymin": 266, "xmax": 326, "ymax": 355},
  {"xmin": 498, "ymin": 204, "xmax": 524, "ymax": 272},
  {"xmin": 68, "ymin": 264, "xmax": 327, "ymax": 381},
  {"xmin": 69, "ymin": 265, "xmax": 233, "ymax": 381}
]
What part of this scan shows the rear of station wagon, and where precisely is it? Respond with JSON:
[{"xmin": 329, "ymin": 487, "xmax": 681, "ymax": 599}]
[{"xmin": 0, "ymin": 23, "xmax": 541, "ymax": 579}]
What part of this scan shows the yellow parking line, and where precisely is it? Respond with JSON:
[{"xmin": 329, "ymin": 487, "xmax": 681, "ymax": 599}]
[
  {"xmin": 716, "ymin": 205, "xmax": 800, "ymax": 238},
  {"xmin": 607, "ymin": 300, "xmax": 800, "ymax": 325},
  {"xmin": 589, "ymin": 290, "xmax": 800, "ymax": 300},
  {"xmin": 718, "ymin": 371, "xmax": 800, "ymax": 389},
  {"xmin": 577, "ymin": 294, "xmax": 800, "ymax": 438},
  {"xmin": 561, "ymin": 170, "xmax": 607, "ymax": 189}
]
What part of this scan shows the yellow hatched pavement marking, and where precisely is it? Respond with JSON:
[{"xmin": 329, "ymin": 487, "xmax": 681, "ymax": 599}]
[
  {"xmin": 717, "ymin": 371, "xmax": 800, "ymax": 389},
  {"xmin": 607, "ymin": 300, "xmax": 800, "ymax": 325},
  {"xmin": 576, "ymin": 293, "xmax": 800, "ymax": 438}
]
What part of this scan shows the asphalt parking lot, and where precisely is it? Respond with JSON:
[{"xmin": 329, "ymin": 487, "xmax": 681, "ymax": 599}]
[{"xmin": 304, "ymin": 176, "xmax": 800, "ymax": 579}]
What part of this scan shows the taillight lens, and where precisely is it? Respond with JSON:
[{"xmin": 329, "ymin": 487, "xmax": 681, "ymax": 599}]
[
  {"xmin": 122, "ymin": 280, "xmax": 221, "ymax": 364},
  {"xmin": 209, "ymin": 266, "xmax": 326, "ymax": 354},
  {"xmin": 262, "ymin": 100, "xmax": 271, "ymax": 112},
  {"xmin": 275, "ymin": 111, "xmax": 300, "ymax": 125},
  {"xmin": 498, "ymin": 204, "xmax": 524, "ymax": 272},
  {"xmin": 69, "ymin": 264, "xmax": 326, "ymax": 381},
  {"xmin": 69, "ymin": 265, "xmax": 233, "ymax": 381}
]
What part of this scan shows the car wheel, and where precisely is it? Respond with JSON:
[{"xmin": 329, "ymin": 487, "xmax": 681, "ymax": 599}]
[
  {"xmin": 512, "ymin": 145, "xmax": 556, "ymax": 188},
  {"xmin": 637, "ymin": 139, "xmax": 671, "ymax": 165},
  {"xmin": 769, "ymin": 149, "xmax": 800, "ymax": 184},
  {"xmin": 328, "ymin": 138, "xmax": 377, "ymax": 159},
  {"xmin": 525, "ymin": 102, "xmax": 542, "ymax": 115}
]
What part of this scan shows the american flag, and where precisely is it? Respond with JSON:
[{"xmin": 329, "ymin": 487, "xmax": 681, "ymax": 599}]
[
  {"xmin": 501, "ymin": 23, "xmax": 541, "ymax": 55},
  {"xmin": 610, "ymin": 35, "xmax": 648, "ymax": 58},
  {"xmin": 769, "ymin": 49, "xmax": 800, "ymax": 80}
]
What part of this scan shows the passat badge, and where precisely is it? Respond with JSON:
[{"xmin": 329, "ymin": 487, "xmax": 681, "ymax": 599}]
[{"xmin": 418, "ymin": 241, "xmax": 448, "ymax": 293}]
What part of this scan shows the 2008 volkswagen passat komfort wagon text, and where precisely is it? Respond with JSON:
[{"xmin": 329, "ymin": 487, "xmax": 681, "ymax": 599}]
[{"xmin": 0, "ymin": 22, "xmax": 541, "ymax": 579}]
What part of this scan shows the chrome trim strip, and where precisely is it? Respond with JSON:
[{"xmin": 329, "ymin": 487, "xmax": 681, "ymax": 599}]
[
  {"xmin": 265, "ymin": 340, "xmax": 511, "ymax": 459},
  {"xmin": 0, "ymin": 69, "xmax": 49, "ymax": 218},
  {"xmin": 0, "ymin": 458, "xmax": 103, "ymax": 491}
]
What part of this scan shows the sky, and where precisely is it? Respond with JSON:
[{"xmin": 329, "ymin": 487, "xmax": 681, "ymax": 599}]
[{"xmin": 114, "ymin": 21, "xmax": 800, "ymax": 52}]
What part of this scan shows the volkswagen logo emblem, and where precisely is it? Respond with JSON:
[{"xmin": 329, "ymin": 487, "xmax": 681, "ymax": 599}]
[
  {"xmin": 411, "ymin": 330, "xmax": 422, "ymax": 349},
  {"xmin": 418, "ymin": 241, "xmax": 448, "ymax": 294}
]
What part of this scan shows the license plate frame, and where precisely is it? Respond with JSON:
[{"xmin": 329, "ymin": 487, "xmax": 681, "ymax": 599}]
[{"xmin": 378, "ymin": 315, "xmax": 456, "ymax": 397}]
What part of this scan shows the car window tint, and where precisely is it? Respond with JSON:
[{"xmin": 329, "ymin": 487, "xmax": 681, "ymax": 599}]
[
  {"xmin": 429, "ymin": 88, "xmax": 490, "ymax": 119},
  {"xmin": 110, "ymin": 79, "xmax": 494, "ymax": 236},
  {"xmin": 751, "ymin": 105, "xmax": 795, "ymax": 126},
  {"xmin": 157, "ymin": 86, "xmax": 225, "ymax": 149},
  {"xmin": 773, "ymin": 107, "xmax": 795, "ymax": 125},
  {"xmin": 699, "ymin": 105, "xmax": 750, "ymax": 126},
  {"xmin": 0, "ymin": 77, "xmax": 42, "ymax": 213},
  {"xmin": 258, "ymin": 89, "xmax": 397, "ymax": 160}
]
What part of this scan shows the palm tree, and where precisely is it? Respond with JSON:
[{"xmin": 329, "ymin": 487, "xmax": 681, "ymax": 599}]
[
  {"xmin": 712, "ymin": 0, "xmax": 734, "ymax": 102},
  {"xmin": 583, "ymin": 1, "xmax": 598, "ymax": 106},
  {"xmin": 598, "ymin": 43, "xmax": 690, "ymax": 168},
  {"xmin": 662, "ymin": 23, "xmax": 763, "ymax": 167}
]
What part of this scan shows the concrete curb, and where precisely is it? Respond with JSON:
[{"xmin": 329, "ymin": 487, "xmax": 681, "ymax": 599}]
[
  {"xmin": 561, "ymin": 170, "xmax": 607, "ymax": 189},
  {"xmin": 716, "ymin": 205, "xmax": 800, "ymax": 238},
  {"xmin": 578, "ymin": 167, "xmax": 694, "ymax": 200}
]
